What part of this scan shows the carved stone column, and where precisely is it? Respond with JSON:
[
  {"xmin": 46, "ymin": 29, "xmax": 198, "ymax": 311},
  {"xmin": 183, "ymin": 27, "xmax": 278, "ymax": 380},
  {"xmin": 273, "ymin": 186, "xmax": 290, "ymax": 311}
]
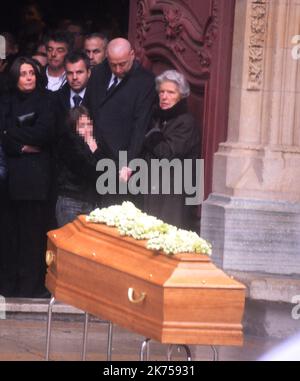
[{"xmin": 201, "ymin": 0, "xmax": 300, "ymax": 276}]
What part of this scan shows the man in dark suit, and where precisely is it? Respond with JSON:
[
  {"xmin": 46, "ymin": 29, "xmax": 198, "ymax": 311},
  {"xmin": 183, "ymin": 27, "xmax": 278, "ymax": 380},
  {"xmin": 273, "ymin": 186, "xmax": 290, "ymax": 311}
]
[
  {"xmin": 51, "ymin": 52, "xmax": 92, "ymax": 228},
  {"xmin": 58, "ymin": 52, "xmax": 91, "ymax": 109},
  {"xmin": 55, "ymin": 51, "xmax": 91, "ymax": 134},
  {"xmin": 84, "ymin": 38, "xmax": 156, "ymax": 206}
]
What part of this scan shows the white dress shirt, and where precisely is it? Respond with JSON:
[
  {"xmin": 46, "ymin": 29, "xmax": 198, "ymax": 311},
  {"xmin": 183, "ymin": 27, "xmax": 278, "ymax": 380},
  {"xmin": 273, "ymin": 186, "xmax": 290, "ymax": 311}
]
[
  {"xmin": 107, "ymin": 74, "xmax": 121, "ymax": 90},
  {"xmin": 70, "ymin": 88, "xmax": 86, "ymax": 108}
]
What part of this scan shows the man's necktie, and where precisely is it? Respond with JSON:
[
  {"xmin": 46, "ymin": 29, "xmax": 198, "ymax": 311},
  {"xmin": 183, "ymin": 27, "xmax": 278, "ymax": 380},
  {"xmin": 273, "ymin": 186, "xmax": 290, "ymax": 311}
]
[
  {"xmin": 107, "ymin": 76, "xmax": 119, "ymax": 93},
  {"xmin": 73, "ymin": 94, "xmax": 82, "ymax": 108}
]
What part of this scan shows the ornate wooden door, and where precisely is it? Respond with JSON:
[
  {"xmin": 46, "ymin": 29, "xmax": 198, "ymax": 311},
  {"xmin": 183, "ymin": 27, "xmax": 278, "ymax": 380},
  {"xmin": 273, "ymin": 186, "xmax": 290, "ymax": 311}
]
[{"xmin": 128, "ymin": 0, "xmax": 235, "ymax": 200}]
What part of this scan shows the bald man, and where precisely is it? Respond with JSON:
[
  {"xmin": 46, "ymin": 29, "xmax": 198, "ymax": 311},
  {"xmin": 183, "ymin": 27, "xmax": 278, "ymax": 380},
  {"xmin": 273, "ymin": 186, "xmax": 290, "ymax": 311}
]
[
  {"xmin": 84, "ymin": 38, "xmax": 156, "ymax": 206},
  {"xmin": 106, "ymin": 38, "xmax": 135, "ymax": 79}
]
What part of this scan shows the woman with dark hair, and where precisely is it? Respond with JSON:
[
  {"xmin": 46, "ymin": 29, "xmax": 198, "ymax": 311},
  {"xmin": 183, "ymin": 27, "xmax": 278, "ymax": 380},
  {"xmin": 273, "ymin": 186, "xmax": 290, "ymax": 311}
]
[
  {"xmin": 56, "ymin": 105, "xmax": 101, "ymax": 227},
  {"xmin": 0, "ymin": 56, "xmax": 55, "ymax": 297}
]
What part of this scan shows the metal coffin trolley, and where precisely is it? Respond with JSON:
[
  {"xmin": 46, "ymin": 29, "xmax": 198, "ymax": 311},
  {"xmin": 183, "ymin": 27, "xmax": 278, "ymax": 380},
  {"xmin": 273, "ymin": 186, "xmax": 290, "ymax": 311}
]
[{"xmin": 45, "ymin": 215, "xmax": 245, "ymax": 360}]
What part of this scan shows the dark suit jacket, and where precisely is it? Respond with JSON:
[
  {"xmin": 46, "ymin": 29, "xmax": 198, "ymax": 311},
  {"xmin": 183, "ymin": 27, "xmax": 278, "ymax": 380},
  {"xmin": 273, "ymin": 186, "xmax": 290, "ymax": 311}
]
[
  {"xmin": 56, "ymin": 83, "xmax": 87, "ymax": 110},
  {"xmin": 54, "ymin": 83, "xmax": 88, "ymax": 137},
  {"xmin": 56, "ymin": 83, "xmax": 72, "ymax": 112},
  {"xmin": 84, "ymin": 59, "xmax": 156, "ymax": 162}
]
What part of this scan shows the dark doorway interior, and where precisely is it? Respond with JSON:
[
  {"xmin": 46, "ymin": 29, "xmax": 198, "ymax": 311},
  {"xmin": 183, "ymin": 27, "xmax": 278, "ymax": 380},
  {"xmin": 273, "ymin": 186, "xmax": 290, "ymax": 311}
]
[{"xmin": 1, "ymin": 0, "xmax": 129, "ymax": 41}]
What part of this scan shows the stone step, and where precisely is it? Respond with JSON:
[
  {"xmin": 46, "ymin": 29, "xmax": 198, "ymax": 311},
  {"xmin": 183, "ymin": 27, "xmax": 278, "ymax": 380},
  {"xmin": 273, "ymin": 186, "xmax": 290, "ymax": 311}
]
[{"xmin": 229, "ymin": 270, "xmax": 300, "ymax": 303}]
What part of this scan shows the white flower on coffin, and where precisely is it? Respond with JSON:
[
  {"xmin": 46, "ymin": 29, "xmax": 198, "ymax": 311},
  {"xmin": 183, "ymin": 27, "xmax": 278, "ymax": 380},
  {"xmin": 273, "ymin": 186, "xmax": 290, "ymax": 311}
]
[{"xmin": 86, "ymin": 202, "xmax": 212, "ymax": 256}]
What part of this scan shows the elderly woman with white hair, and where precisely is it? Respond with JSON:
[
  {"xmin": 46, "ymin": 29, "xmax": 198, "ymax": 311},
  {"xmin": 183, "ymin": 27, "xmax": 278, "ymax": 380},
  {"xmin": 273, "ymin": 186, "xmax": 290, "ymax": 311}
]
[{"xmin": 143, "ymin": 69, "xmax": 200, "ymax": 230}]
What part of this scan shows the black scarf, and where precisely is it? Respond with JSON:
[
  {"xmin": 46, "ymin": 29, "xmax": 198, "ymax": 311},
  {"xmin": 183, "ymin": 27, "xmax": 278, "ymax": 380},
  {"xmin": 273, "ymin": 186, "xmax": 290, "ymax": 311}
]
[{"xmin": 155, "ymin": 98, "xmax": 188, "ymax": 122}]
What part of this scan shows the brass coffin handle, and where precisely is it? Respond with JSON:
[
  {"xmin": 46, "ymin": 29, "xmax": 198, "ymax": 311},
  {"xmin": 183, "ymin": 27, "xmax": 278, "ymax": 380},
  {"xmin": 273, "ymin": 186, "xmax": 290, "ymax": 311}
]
[
  {"xmin": 46, "ymin": 250, "xmax": 55, "ymax": 266},
  {"xmin": 128, "ymin": 287, "xmax": 146, "ymax": 304}
]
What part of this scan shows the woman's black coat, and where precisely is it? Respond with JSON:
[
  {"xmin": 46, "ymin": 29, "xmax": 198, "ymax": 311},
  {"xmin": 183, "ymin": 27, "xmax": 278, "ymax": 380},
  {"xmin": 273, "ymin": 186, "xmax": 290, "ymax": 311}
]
[
  {"xmin": 143, "ymin": 99, "xmax": 200, "ymax": 230},
  {"xmin": 0, "ymin": 88, "xmax": 55, "ymax": 200}
]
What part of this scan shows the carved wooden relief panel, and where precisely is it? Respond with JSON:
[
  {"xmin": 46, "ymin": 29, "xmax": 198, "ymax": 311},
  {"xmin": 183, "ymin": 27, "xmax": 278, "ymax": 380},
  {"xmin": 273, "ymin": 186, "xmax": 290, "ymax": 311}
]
[{"xmin": 131, "ymin": 0, "xmax": 218, "ymax": 85}]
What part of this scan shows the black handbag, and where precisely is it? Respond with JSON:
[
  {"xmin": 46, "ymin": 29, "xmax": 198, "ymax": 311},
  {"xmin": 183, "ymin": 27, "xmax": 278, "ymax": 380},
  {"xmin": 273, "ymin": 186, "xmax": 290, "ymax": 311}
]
[{"xmin": 17, "ymin": 112, "xmax": 37, "ymax": 128}]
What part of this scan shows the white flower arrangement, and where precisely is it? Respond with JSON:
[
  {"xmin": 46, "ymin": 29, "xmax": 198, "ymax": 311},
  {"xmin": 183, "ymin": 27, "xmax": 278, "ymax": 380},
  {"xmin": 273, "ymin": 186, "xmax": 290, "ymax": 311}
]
[{"xmin": 86, "ymin": 202, "xmax": 212, "ymax": 256}]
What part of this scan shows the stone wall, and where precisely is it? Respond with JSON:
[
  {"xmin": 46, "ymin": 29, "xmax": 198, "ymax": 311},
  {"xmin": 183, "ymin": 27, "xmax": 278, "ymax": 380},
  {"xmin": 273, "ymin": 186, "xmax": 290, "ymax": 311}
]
[{"xmin": 201, "ymin": 0, "xmax": 300, "ymax": 337}]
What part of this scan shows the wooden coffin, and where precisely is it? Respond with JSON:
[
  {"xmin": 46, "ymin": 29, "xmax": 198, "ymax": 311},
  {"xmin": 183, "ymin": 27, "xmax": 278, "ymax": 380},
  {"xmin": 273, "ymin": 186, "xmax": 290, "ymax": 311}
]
[{"xmin": 45, "ymin": 216, "xmax": 245, "ymax": 346}]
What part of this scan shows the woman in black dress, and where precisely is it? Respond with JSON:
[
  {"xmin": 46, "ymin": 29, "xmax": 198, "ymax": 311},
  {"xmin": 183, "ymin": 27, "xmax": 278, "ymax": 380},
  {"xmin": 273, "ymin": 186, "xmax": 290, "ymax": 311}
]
[{"xmin": 0, "ymin": 57, "xmax": 55, "ymax": 297}]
